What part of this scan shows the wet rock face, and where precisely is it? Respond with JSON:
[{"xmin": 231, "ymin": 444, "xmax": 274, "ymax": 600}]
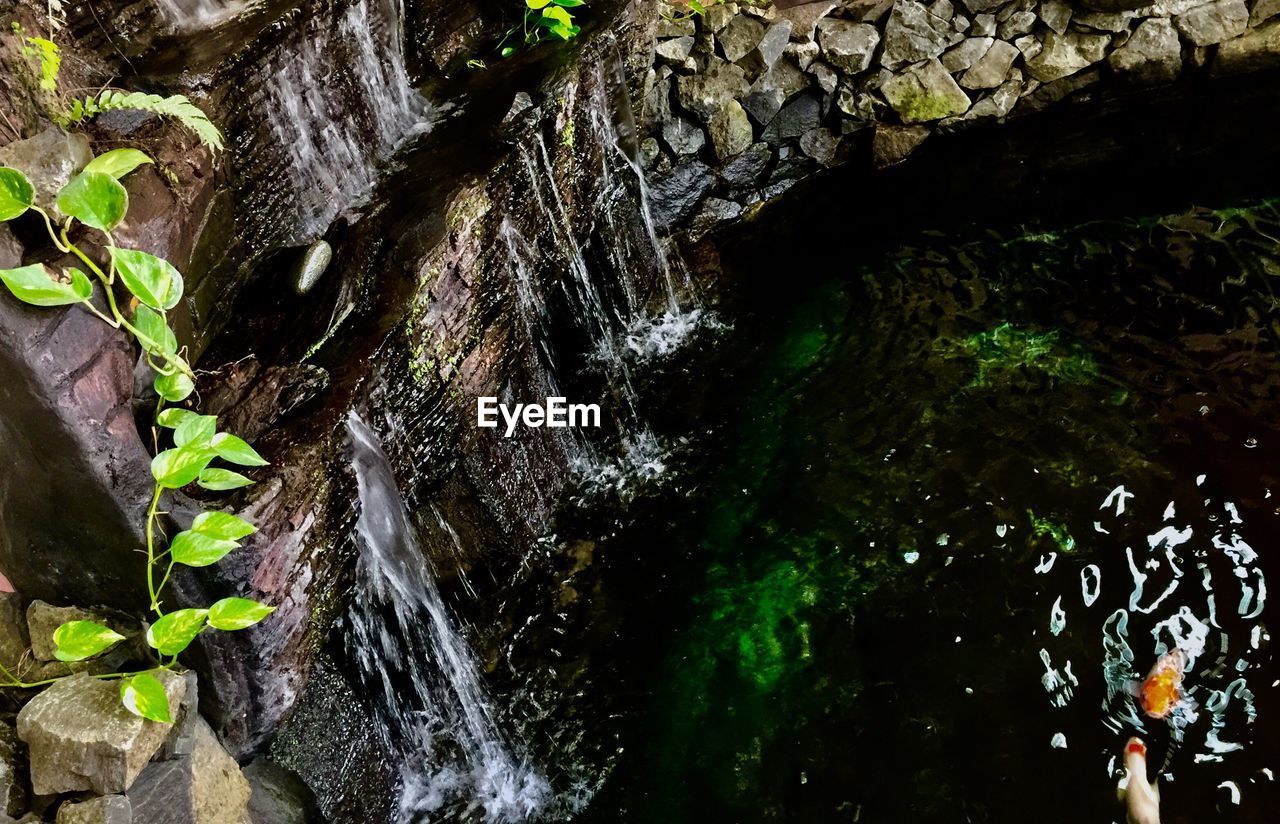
[
  {"xmin": 638, "ymin": 0, "xmax": 1280, "ymax": 239},
  {"xmin": 0, "ymin": 294, "xmax": 154, "ymax": 612},
  {"xmin": 17, "ymin": 672, "xmax": 186, "ymax": 796}
]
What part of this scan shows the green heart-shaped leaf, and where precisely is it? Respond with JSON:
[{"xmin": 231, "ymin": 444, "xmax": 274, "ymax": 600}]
[
  {"xmin": 146, "ymin": 608, "xmax": 208, "ymax": 656},
  {"xmin": 84, "ymin": 148, "xmax": 153, "ymax": 180},
  {"xmin": 119, "ymin": 671, "xmax": 172, "ymax": 723},
  {"xmin": 133, "ymin": 305, "xmax": 177, "ymax": 358},
  {"xmin": 542, "ymin": 5, "xmax": 573, "ymax": 25},
  {"xmin": 0, "ymin": 264, "xmax": 93, "ymax": 307},
  {"xmin": 192, "ymin": 510, "xmax": 257, "ymax": 541},
  {"xmin": 208, "ymin": 597, "xmax": 275, "ymax": 631},
  {"xmin": 155, "ymin": 371, "xmax": 194, "ymax": 403},
  {"xmin": 174, "ymin": 414, "xmax": 217, "ymax": 448},
  {"xmin": 210, "ymin": 433, "xmax": 268, "ymax": 467},
  {"xmin": 56, "ymin": 171, "xmax": 127, "ymax": 232},
  {"xmin": 0, "ymin": 167, "xmax": 35, "ymax": 221},
  {"xmin": 109, "ymin": 248, "xmax": 182, "ymax": 310},
  {"xmin": 151, "ymin": 445, "xmax": 215, "ymax": 488},
  {"xmin": 197, "ymin": 468, "xmax": 255, "ymax": 491},
  {"xmin": 157, "ymin": 408, "xmax": 196, "ymax": 429},
  {"xmin": 53, "ymin": 620, "xmax": 126, "ymax": 662},
  {"xmin": 169, "ymin": 530, "xmax": 238, "ymax": 567}
]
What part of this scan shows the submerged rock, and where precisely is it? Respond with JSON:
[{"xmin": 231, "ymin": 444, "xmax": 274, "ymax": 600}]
[{"xmin": 17, "ymin": 671, "xmax": 186, "ymax": 795}]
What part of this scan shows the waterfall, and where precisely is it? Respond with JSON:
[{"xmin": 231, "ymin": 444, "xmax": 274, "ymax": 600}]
[
  {"xmin": 345, "ymin": 413, "xmax": 551, "ymax": 822},
  {"xmin": 246, "ymin": 0, "xmax": 431, "ymax": 246},
  {"xmin": 154, "ymin": 0, "xmax": 239, "ymax": 29}
]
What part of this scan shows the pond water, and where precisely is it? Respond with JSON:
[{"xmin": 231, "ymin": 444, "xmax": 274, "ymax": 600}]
[{"xmin": 514, "ymin": 199, "xmax": 1280, "ymax": 823}]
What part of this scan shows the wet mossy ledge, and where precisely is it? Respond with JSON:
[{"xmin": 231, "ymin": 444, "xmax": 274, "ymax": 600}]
[{"xmin": 638, "ymin": 0, "xmax": 1280, "ymax": 239}]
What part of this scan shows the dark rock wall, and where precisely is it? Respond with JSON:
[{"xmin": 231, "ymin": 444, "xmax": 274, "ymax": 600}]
[{"xmin": 638, "ymin": 0, "xmax": 1280, "ymax": 239}]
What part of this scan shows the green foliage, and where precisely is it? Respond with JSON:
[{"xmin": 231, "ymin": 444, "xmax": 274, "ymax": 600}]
[
  {"xmin": 12, "ymin": 33, "xmax": 224, "ymax": 153},
  {"xmin": 85, "ymin": 148, "xmax": 154, "ymax": 180},
  {"xmin": 56, "ymin": 171, "xmax": 128, "ymax": 233},
  {"xmin": 0, "ymin": 153, "xmax": 273, "ymax": 723},
  {"xmin": 154, "ymin": 372, "xmax": 194, "ymax": 402},
  {"xmin": 0, "ymin": 168, "xmax": 35, "ymax": 220},
  {"xmin": 499, "ymin": 0, "xmax": 585, "ymax": 55},
  {"xmin": 0, "ymin": 264, "xmax": 91, "ymax": 306},
  {"xmin": 21, "ymin": 36, "xmax": 60, "ymax": 93},
  {"xmin": 110, "ymin": 248, "xmax": 183, "ymax": 310},
  {"xmin": 661, "ymin": 0, "xmax": 749, "ymax": 22},
  {"xmin": 120, "ymin": 672, "xmax": 171, "ymax": 723},
  {"xmin": 61, "ymin": 91, "xmax": 225, "ymax": 154},
  {"xmin": 197, "ymin": 468, "xmax": 255, "ymax": 491},
  {"xmin": 210, "ymin": 433, "xmax": 268, "ymax": 466},
  {"xmin": 52, "ymin": 621, "xmax": 125, "ymax": 662},
  {"xmin": 208, "ymin": 598, "xmax": 276, "ymax": 631},
  {"xmin": 147, "ymin": 609, "xmax": 209, "ymax": 656}
]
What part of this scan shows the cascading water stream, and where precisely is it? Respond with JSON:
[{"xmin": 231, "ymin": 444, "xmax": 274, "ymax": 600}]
[
  {"xmin": 245, "ymin": 0, "xmax": 432, "ymax": 246},
  {"xmin": 345, "ymin": 413, "xmax": 551, "ymax": 822},
  {"xmin": 154, "ymin": 0, "xmax": 239, "ymax": 28}
]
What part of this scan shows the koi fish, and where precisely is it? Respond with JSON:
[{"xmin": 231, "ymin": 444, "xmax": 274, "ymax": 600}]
[
  {"xmin": 1137, "ymin": 649, "xmax": 1189, "ymax": 719},
  {"xmin": 1117, "ymin": 737, "xmax": 1161, "ymax": 824}
]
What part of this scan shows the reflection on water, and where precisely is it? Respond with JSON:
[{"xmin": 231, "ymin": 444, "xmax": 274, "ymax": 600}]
[{"xmin": 560, "ymin": 200, "xmax": 1280, "ymax": 822}]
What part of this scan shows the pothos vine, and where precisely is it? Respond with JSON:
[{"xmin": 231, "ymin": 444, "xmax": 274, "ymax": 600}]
[{"xmin": 0, "ymin": 142, "xmax": 272, "ymax": 721}]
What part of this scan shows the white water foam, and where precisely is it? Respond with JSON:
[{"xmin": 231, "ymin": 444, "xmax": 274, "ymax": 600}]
[{"xmin": 346, "ymin": 413, "xmax": 551, "ymax": 822}]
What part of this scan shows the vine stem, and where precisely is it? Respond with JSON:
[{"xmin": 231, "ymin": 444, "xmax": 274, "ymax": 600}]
[
  {"xmin": 0, "ymin": 664, "xmax": 165, "ymax": 690},
  {"xmin": 30, "ymin": 206, "xmax": 70, "ymax": 253},
  {"xmin": 145, "ymin": 484, "xmax": 165, "ymax": 617},
  {"xmin": 53, "ymin": 226, "xmax": 193, "ymax": 380}
]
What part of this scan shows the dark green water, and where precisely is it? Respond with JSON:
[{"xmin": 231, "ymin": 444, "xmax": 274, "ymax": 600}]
[{"xmin": 529, "ymin": 201, "xmax": 1280, "ymax": 823}]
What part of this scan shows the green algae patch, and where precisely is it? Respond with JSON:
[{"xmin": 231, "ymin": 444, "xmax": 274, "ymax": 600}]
[
  {"xmin": 948, "ymin": 323, "xmax": 1098, "ymax": 388},
  {"xmin": 1028, "ymin": 511, "xmax": 1075, "ymax": 552}
]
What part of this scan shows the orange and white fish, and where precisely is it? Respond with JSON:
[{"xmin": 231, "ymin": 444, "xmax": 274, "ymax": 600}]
[
  {"xmin": 1118, "ymin": 737, "xmax": 1161, "ymax": 824},
  {"xmin": 1137, "ymin": 649, "xmax": 1190, "ymax": 719}
]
